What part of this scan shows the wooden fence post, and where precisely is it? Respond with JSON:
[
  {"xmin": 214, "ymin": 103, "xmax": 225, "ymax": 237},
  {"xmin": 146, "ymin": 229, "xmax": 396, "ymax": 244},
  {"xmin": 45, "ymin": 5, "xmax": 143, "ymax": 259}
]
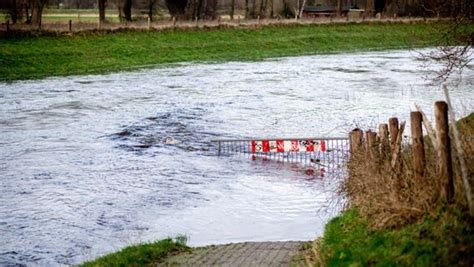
[
  {"xmin": 435, "ymin": 101, "xmax": 454, "ymax": 202},
  {"xmin": 378, "ymin": 123, "xmax": 389, "ymax": 159},
  {"xmin": 148, "ymin": 16, "xmax": 151, "ymax": 30},
  {"xmin": 411, "ymin": 111, "xmax": 425, "ymax": 181},
  {"xmin": 172, "ymin": 17, "xmax": 176, "ymax": 28},
  {"xmin": 444, "ymin": 86, "xmax": 474, "ymax": 216},
  {"xmin": 237, "ymin": 15, "xmax": 240, "ymax": 25},
  {"xmin": 69, "ymin": 19, "xmax": 72, "ymax": 32},
  {"xmin": 390, "ymin": 121, "xmax": 405, "ymax": 170},
  {"xmin": 366, "ymin": 130, "xmax": 378, "ymax": 167},
  {"xmin": 350, "ymin": 128, "xmax": 363, "ymax": 157},
  {"xmin": 389, "ymin": 117, "xmax": 399, "ymax": 151}
]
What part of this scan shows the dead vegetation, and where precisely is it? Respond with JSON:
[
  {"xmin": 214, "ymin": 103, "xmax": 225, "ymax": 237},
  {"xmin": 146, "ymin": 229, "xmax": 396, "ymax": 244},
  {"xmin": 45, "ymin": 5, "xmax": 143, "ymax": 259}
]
[{"xmin": 343, "ymin": 107, "xmax": 473, "ymax": 229}]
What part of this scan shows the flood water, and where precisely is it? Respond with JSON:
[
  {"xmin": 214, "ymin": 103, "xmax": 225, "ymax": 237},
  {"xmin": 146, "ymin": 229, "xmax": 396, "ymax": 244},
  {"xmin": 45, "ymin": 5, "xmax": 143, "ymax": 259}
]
[{"xmin": 1, "ymin": 49, "xmax": 473, "ymax": 266}]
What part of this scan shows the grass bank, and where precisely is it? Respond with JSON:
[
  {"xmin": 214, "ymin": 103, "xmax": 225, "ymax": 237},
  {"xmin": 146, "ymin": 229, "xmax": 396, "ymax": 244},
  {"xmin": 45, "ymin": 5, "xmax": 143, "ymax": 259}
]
[
  {"xmin": 312, "ymin": 207, "xmax": 473, "ymax": 266},
  {"xmin": 0, "ymin": 21, "xmax": 457, "ymax": 81},
  {"xmin": 303, "ymin": 113, "xmax": 474, "ymax": 266},
  {"xmin": 80, "ymin": 236, "xmax": 189, "ymax": 266}
]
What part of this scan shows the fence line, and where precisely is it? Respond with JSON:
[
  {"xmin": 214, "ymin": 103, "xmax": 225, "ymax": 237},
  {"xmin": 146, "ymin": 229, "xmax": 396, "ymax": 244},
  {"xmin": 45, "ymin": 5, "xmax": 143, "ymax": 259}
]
[{"xmin": 211, "ymin": 137, "xmax": 350, "ymax": 169}]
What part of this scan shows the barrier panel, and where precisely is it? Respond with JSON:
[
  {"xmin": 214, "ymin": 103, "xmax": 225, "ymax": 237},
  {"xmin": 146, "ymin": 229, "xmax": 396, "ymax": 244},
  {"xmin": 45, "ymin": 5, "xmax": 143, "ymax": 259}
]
[{"xmin": 211, "ymin": 137, "xmax": 350, "ymax": 169}]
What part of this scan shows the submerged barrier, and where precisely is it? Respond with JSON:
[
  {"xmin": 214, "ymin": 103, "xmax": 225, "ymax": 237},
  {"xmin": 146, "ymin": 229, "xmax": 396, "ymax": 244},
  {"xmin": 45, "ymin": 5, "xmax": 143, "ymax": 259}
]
[{"xmin": 211, "ymin": 137, "xmax": 350, "ymax": 169}]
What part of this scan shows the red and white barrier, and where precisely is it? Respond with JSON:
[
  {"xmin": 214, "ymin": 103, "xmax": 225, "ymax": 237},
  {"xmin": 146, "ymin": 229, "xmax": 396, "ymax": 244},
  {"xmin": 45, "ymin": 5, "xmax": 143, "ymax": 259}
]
[{"xmin": 251, "ymin": 140, "xmax": 326, "ymax": 153}]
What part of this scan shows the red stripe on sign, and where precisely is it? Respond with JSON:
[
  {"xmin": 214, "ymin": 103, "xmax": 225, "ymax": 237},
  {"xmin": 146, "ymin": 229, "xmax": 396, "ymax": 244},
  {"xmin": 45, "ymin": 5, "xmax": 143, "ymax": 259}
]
[
  {"xmin": 262, "ymin": 140, "xmax": 270, "ymax": 152},
  {"xmin": 306, "ymin": 140, "xmax": 314, "ymax": 152},
  {"xmin": 276, "ymin": 140, "xmax": 284, "ymax": 152},
  {"xmin": 321, "ymin": 140, "xmax": 326, "ymax": 152},
  {"xmin": 291, "ymin": 140, "xmax": 299, "ymax": 152},
  {"xmin": 251, "ymin": 141, "xmax": 257, "ymax": 153}
]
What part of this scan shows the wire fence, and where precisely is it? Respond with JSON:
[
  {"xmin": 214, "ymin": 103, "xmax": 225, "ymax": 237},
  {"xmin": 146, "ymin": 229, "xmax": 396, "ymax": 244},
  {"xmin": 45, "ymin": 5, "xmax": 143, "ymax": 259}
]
[{"xmin": 211, "ymin": 137, "xmax": 350, "ymax": 170}]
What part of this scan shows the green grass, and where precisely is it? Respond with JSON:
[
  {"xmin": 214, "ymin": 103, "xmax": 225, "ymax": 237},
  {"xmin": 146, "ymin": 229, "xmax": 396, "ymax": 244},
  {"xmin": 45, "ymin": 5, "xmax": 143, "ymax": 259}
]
[
  {"xmin": 80, "ymin": 236, "xmax": 189, "ymax": 267},
  {"xmin": 0, "ymin": 21, "xmax": 457, "ymax": 81},
  {"xmin": 317, "ymin": 207, "xmax": 473, "ymax": 267}
]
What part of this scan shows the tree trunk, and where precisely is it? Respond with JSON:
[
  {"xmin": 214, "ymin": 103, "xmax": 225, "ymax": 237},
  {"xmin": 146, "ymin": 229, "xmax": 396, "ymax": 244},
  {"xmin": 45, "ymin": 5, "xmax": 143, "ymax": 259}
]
[
  {"xmin": 123, "ymin": 0, "xmax": 132, "ymax": 21},
  {"xmin": 31, "ymin": 0, "xmax": 46, "ymax": 27},
  {"xmin": 230, "ymin": 0, "xmax": 235, "ymax": 19},
  {"xmin": 98, "ymin": 0, "xmax": 106, "ymax": 22},
  {"xmin": 204, "ymin": 0, "xmax": 217, "ymax": 19},
  {"xmin": 195, "ymin": 0, "xmax": 206, "ymax": 19},
  {"xmin": 24, "ymin": 1, "xmax": 31, "ymax": 24},
  {"xmin": 197, "ymin": 0, "xmax": 204, "ymax": 19},
  {"xmin": 10, "ymin": 0, "xmax": 18, "ymax": 24},
  {"xmin": 148, "ymin": 0, "xmax": 156, "ymax": 21},
  {"xmin": 184, "ymin": 0, "xmax": 197, "ymax": 19},
  {"xmin": 298, "ymin": 0, "xmax": 307, "ymax": 18},
  {"xmin": 336, "ymin": 0, "xmax": 342, "ymax": 16},
  {"xmin": 165, "ymin": 0, "xmax": 188, "ymax": 18},
  {"xmin": 251, "ymin": 0, "xmax": 256, "ymax": 18},
  {"xmin": 245, "ymin": 0, "xmax": 249, "ymax": 18},
  {"xmin": 269, "ymin": 0, "xmax": 273, "ymax": 18}
]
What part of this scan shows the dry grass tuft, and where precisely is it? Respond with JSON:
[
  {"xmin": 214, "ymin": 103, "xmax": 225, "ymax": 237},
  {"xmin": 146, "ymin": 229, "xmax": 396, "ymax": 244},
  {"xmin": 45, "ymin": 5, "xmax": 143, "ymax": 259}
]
[{"xmin": 343, "ymin": 113, "xmax": 473, "ymax": 229}]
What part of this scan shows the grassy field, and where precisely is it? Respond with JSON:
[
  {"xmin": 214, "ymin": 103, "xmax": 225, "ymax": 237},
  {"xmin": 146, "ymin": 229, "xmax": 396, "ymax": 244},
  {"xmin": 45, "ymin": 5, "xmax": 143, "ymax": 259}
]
[
  {"xmin": 80, "ymin": 237, "xmax": 189, "ymax": 266},
  {"xmin": 0, "ymin": 21, "xmax": 456, "ymax": 81}
]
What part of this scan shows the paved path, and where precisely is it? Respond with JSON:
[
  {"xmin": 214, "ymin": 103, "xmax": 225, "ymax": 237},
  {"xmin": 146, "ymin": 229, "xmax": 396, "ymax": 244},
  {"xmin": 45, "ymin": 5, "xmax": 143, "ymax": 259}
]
[{"xmin": 160, "ymin": 241, "xmax": 306, "ymax": 266}]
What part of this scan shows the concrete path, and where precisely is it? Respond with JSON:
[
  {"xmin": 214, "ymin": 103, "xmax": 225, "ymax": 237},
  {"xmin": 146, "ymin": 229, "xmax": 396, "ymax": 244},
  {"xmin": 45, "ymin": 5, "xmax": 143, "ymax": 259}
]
[{"xmin": 160, "ymin": 241, "xmax": 306, "ymax": 267}]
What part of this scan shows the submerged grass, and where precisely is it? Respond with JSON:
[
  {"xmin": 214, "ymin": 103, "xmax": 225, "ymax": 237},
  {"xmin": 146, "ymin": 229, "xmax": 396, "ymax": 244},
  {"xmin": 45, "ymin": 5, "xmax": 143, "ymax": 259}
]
[
  {"xmin": 80, "ymin": 236, "xmax": 189, "ymax": 267},
  {"xmin": 0, "ymin": 21, "xmax": 455, "ymax": 81}
]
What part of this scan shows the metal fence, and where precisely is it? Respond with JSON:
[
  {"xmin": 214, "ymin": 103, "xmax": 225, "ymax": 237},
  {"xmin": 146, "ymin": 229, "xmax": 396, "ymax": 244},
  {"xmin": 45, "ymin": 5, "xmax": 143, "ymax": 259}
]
[{"xmin": 211, "ymin": 137, "xmax": 350, "ymax": 169}]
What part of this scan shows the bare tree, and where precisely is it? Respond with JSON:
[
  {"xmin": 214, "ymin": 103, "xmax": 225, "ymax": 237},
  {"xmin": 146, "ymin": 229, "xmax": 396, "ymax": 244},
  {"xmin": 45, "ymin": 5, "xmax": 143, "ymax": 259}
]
[
  {"xmin": 98, "ymin": 0, "xmax": 106, "ymax": 22},
  {"xmin": 165, "ymin": 0, "xmax": 187, "ymax": 18},
  {"xmin": 147, "ymin": 0, "xmax": 158, "ymax": 21},
  {"xmin": 123, "ymin": 0, "xmax": 132, "ymax": 21},
  {"xmin": 30, "ymin": 0, "xmax": 47, "ymax": 27},
  {"xmin": 230, "ymin": 0, "xmax": 235, "ymax": 19},
  {"xmin": 269, "ymin": 0, "xmax": 273, "ymax": 18},
  {"xmin": 420, "ymin": 0, "xmax": 473, "ymax": 83},
  {"xmin": 245, "ymin": 0, "xmax": 249, "ymax": 18},
  {"xmin": 11, "ymin": 0, "xmax": 18, "ymax": 23}
]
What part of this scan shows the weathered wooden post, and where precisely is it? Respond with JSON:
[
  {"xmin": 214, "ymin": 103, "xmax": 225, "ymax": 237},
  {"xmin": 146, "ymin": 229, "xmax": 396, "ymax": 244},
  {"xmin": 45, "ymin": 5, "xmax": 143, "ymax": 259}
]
[
  {"xmin": 237, "ymin": 15, "xmax": 241, "ymax": 25},
  {"xmin": 195, "ymin": 16, "xmax": 199, "ymax": 27},
  {"xmin": 147, "ymin": 16, "xmax": 151, "ymax": 30},
  {"xmin": 350, "ymin": 128, "xmax": 364, "ymax": 157},
  {"xmin": 68, "ymin": 19, "xmax": 72, "ymax": 32},
  {"xmin": 366, "ymin": 130, "xmax": 378, "ymax": 166},
  {"xmin": 389, "ymin": 117, "xmax": 399, "ymax": 150},
  {"xmin": 411, "ymin": 111, "xmax": 425, "ymax": 181},
  {"xmin": 172, "ymin": 17, "xmax": 176, "ymax": 28},
  {"xmin": 435, "ymin": 101, "xmax": 454, "ymax": 202},
  {"xmin": 378, "ymin": 123, "xmax": 389, "ymax": 159},
  {"xmin": 257, "ymin": 16, "xmax": 261, "ymax": 25},
  {"xmin": 390, "ymin": 121, "xmax": 405, "ymax": 170},
  {"xmin": 217, "ymin": 16, "xmax": 221, "ymax": 26}
]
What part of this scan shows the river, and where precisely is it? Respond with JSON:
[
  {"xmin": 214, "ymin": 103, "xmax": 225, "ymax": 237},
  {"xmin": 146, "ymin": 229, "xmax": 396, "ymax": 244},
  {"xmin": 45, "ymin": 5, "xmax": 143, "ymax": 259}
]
[{"xmin": 1, "ymin": 49, "xmax": 473, "ymax": 266}]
